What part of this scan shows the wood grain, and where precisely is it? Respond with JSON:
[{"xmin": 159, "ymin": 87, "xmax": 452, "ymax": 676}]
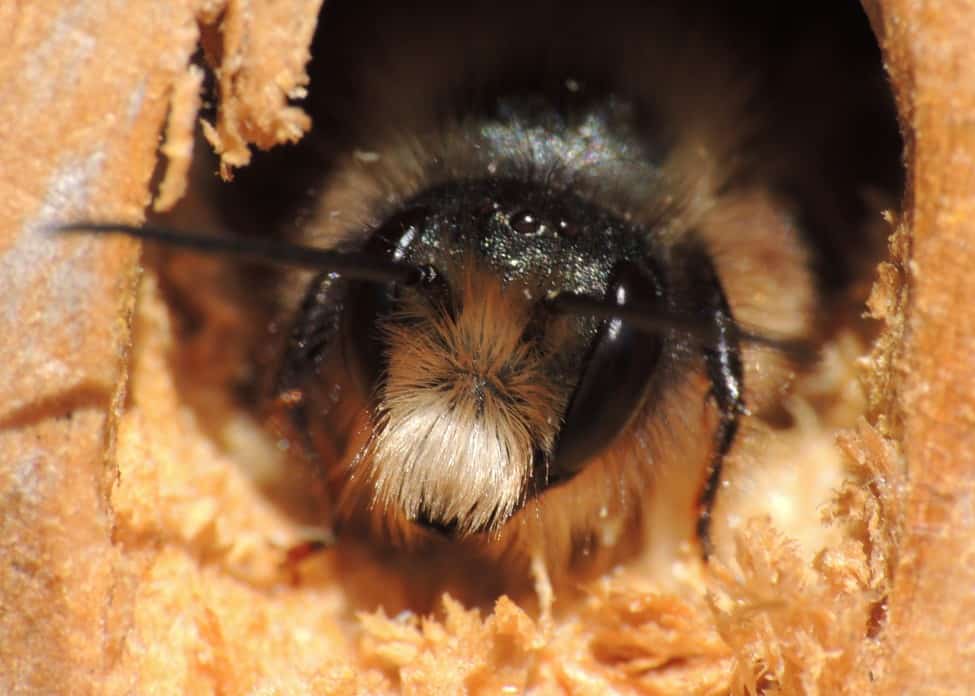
[
  {"xmin": 858, "ymin": 1, "xmax": 975, "ymax": 692},
  {"xmin": 0, "ymin": 2, "xmax": 319, "ymax": 693}
]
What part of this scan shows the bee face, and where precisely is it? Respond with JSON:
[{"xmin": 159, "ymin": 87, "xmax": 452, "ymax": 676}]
[{"xmin": 297, "ymin": 174, "xmax": 674, "ymax": 536}]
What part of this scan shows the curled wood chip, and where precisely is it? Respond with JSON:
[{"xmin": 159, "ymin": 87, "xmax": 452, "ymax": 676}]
[
  {"xmin": 200, "ymin": 0, "xmax": 323, "ymax": 178},
  {"xmin": 154, "ymin": 64, "xmax": 204, "ymax": 212}
]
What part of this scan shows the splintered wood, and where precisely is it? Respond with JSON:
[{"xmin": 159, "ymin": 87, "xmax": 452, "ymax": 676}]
[
  {"xmin": 0, "ymin": 1, "xmax": 321, "ymax": 693},
  {"xmin": 2, "ymin": 0, "xmax": 974, "ymax": 694}
]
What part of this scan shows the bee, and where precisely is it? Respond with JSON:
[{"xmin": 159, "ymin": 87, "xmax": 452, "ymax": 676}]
[{"xmin": 61, "ymin": 0, "xmax": 895, "ymax": 590}]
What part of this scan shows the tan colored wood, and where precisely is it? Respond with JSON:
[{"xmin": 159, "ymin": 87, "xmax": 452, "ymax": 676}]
[
  {"xmin": 0, "ymin": 2, "xmax": 319, "ymax": 693},
  {"xmin": 4, "ymin": 0, "xmax": 975, "ymax": 692},
  {"xmin": 857, "ymin": 1, "xmax": 975, "ymax": 693}
]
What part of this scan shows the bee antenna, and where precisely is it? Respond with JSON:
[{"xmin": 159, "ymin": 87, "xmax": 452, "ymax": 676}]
[
  {"xmin": 547, "ymin": 292, "xmax": 815, "ymax": 363},
  {"xmin": 52, "ymin": 223, "xmax": 437, "ymax": 287}
]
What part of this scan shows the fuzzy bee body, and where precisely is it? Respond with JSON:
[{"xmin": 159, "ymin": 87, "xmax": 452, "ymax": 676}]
[
  {"xmin": 240, "ymin": 2, "xmax": 817, "ymax": 576},
  {"xmin": 65, "ymin": 1, "xmax": 876, "ymax": 584}
]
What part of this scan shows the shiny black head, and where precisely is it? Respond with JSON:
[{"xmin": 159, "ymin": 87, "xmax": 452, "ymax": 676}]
[{"xmin": 328, "ymin": 178, "xmax": 684, "ymax": 521}]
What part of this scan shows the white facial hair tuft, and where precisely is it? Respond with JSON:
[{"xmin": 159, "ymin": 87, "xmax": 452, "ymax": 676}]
[{"xmin": 363, "ymin": 270, "xmax": 563, "ymax": 536}]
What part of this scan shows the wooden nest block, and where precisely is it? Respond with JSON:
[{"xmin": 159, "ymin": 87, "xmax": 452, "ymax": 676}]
[{"xmin": 1, "ymin": 1, "xmax": 973, "ymax": 693}]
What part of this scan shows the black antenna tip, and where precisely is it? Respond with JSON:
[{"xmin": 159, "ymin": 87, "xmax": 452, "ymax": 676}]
[{"xmin": 547, "ymin": 290, "xmax": 817, "ymax": 361}]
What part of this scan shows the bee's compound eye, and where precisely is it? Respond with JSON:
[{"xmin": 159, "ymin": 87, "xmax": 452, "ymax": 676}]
[
  {"xmin": 549, "ymin": 261, "xmax": 665, "ymax": 483},
  {"xmin": 363, "ymin": 206, "xmax": 429, "ymax": 262},
  {"xmin": 342, "ymin": 208, "xmax": 429, "ymax": 397},
  {"xmin": 342, "ymin": 282, "xmax": 395, "ymax": 398}
]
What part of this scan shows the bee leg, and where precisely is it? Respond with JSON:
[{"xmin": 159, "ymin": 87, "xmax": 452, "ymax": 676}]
[
  {"xmin": 273, "ymin": 273, "xmax": 348, "ymax": 399},
  {"xmin": 266, "ymin": 273, "xmax": 349, "ymax": 538},
  {"xmin": 686, "ymin": 249, "xmax": 746, "ymax": 560},
  {"xmin": 269, "ymin": 272, "xmax": 348, "ymax": 438}
]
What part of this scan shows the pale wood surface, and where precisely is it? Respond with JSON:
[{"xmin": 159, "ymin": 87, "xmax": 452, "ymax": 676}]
[
  {"xmin": 0, "ymin": 2, "xmax": 319, "ymax": 693},
  {"xmin": 2, "ymin": 1, "xmax": 973, "ymax": 693},
  {"xmin": 858, "ymin": 1, "xmax": 975, "ymax": 693}
]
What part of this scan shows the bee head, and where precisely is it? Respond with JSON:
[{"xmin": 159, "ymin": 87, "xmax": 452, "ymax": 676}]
[{"xmin": 331, "ymin": 179, "xmax": 670, "ymax": 537}]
